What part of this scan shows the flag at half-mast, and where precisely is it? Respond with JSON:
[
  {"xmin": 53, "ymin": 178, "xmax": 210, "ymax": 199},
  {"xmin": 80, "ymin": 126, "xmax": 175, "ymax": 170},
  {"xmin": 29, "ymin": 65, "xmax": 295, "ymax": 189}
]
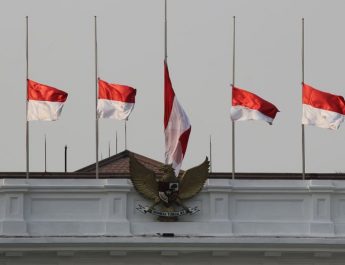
[
  {"xmin": 231, "ymin": 86, "xmax": 279, "ymax": 125},
  {"xmin": 164, "ymin": 62, "xmax": 191, "ymax": 176},
  {"xmin": 302, "ymin": 83, "xmax": 345, "ymax": 130},
  {"xmin": 27, "ymin": 79, "xmax": 68, "ymax": 121},
  {"xmin": 97, "ymin": 79, "xmax": 136, "ymax": 120}
]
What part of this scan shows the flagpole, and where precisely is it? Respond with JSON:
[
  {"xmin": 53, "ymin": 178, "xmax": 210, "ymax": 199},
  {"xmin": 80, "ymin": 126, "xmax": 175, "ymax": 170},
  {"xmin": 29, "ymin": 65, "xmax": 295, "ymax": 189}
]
[
  {"xmin": 116, "ymin": 130, "xmax": 118, "ymax": 154},
  {"xmin": 94, "ymin": 16, "xmax": 99, "ymax": 179},
  {"xmin": 164, "ymin": 0, "xmax": 167, "ymax": 63},
  {"xmin": 124, "ymin": 121, "xmax": 127, "ymax": 150},
  {"xmin": 231, "ymin": 16, "xmax": 236, "ymax": 180},
  {"xmin": 209, "ymin": 135, "xmax": 212, "ymax": 173},
  {"xmin": 164, "ymin": 0, "xmax": 168, "ymax": 165},
  {"xmin": 44, "ymin": 134, "xmax": 47, "ymax": 172},
  {"xmin": 26, "ymin": 16, "xmax": 29, "ymax": 179},
  {"xmin": 301, "ymin": 18, "xmax": 306, "ymax": 180},
  {"xmin": 64, "ymin": 145, "xmax": 67, "ymax": 172},
  {"xmin": 108, "ymin": 141, "xmax": 111, "ymax": 157}
]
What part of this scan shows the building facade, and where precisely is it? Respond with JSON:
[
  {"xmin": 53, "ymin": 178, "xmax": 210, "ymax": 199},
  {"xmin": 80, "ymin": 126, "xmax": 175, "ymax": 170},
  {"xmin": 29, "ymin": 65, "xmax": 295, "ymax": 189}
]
[{"xmin": 0, "ymin": 150, "xmax": 344, "ymax": 264}]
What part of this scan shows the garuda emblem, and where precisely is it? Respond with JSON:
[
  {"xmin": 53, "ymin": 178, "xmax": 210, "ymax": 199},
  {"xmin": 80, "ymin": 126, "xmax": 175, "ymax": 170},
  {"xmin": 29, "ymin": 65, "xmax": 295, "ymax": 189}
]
[{"xmin": 129, "ymin": 154, "xmax": 209, "ymax": 221}]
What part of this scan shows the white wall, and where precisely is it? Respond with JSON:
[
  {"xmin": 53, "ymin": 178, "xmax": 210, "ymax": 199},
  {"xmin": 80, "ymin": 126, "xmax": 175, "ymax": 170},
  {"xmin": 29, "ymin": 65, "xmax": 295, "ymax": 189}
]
[
  {"xmin": 1, "ymin": 178, "xmax": 343, "ymax": 237},
  {"xmin": 0, "ymin": 178, "xmax": 345, "ymax": 264}
]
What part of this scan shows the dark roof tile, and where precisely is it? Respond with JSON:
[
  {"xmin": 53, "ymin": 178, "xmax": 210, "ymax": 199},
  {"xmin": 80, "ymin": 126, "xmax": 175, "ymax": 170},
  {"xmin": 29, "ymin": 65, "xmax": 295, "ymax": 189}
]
[{"xmin": 76, "ymin": 150, "xmax": 165, "ymax": 174}]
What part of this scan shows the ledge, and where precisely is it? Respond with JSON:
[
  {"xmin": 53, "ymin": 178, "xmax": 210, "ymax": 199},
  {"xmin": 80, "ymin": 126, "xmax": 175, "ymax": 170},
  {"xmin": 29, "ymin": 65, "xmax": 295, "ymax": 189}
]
[{"xmin": 1, "ymin": 236, "xmax": 345, "ymax": 252}]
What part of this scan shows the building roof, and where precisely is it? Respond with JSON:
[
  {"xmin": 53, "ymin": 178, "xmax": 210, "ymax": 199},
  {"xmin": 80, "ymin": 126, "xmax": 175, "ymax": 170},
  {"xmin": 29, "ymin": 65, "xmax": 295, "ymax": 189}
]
[{"xmin": 76, "ymin": 149, "xmax": 165, "ymax": 174}]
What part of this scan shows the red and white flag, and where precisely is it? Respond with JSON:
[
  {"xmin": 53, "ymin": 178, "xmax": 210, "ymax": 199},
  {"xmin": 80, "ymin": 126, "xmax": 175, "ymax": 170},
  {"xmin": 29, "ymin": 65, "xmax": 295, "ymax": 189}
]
[
  {"xmin": 302, "ymin": 83, "xmax": 345, "ymax": 130},
  {"xmin": 27, "ymin": 80, "xmax": 68, "ymax": 121},
  {"xmin": 164, "ymin": 62, "xmax": 191, "ymax": 176},
  {"xmin": 231, "ymin": 86, "xmax": 279, "ymax": 124},
  {"xmin": 97, "ymin": 79, "xmax": 136, "ymax": 120}
]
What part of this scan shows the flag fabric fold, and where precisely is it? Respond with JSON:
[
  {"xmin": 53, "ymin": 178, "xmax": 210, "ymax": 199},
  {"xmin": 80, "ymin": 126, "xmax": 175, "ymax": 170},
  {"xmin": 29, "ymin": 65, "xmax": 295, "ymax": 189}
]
[
  {"xmin": 164, "ymin": 62, "xmax": 191, "ymax": 176},
  {"xmin": 97, "ymin": 79, "xmax": 136, "ymax": 120},
  {"xmin": 27, "ymin": 79, "xmax": 68, "ymax": 121},
  {"xmin": 302, "ymin": 83, "xmax": 345, "ymax": 130},
  {"xmin": 231, "ymin": 86, "xmax": 279, "ymax": 124}
]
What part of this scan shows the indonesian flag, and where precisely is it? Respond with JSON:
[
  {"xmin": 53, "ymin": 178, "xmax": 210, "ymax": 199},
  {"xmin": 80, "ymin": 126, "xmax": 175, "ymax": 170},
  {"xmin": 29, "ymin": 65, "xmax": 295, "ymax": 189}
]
[
  {"xmin": 97, "ymin": 79, "xmax": 136, "ymax": 120},
  {"xmin": 27, "ymin": 79, "xmax": 68, "ymax": 121},
  {"xmin": 164, "ymin": 62, "xmax": 191, "ymax": 176},
  {"xmin": 231, "ymin": 86, "xmax": 279, "ymax": 124},
  {"xmin": 302, "ymin": 83, "xmax": 345, "ymax": 130}
]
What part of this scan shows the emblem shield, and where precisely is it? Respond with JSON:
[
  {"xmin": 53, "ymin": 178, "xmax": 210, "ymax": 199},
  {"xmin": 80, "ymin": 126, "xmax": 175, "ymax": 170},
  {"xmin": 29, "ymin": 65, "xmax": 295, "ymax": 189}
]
[{"xmin": 158, "ymin": 181, "xmax": 179, "ymax": 204}]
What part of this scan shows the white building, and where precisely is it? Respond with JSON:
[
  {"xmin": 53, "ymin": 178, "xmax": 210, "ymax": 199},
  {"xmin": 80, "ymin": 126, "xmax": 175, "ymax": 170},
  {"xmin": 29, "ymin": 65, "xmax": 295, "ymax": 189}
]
[{"xmin": 0, "ymin": 150, "xmax": 344, "ymax": 264}]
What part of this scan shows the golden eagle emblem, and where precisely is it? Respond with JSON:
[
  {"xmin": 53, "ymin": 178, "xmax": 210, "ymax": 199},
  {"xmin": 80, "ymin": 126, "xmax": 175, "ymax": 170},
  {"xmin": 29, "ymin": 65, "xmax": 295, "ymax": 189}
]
[{"xmin": 129, "ymin": 154, "xmax": 209, "ymax": 221}]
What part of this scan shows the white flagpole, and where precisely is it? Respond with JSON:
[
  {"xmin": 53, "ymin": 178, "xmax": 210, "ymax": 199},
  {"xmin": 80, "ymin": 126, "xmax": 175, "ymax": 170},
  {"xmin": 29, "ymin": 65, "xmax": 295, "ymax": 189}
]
[
  {"xmin": 44, "ymin": 134, "xmax": 47, "ymax": 172},
  {"xmin": 164, "ymin": 0, "xmax": 167, "ymax": 64},
  {"xmin": 116, "ymin": 130, "xmax": 118, "ymax": 154},
  {"xmin": 94, "ymin": 16, "xmax": 99, "ymax": 179},
  {"xmin": 164, "ymin": 0, "xmax": 168, "ymax": 165},
  {"xmin": 209, "ymin": 135, "xmax": 212, "ymax": 172},
  {"xmin": 124, "ymin": 121, "xmax": 127, "ymax": 150},
  {"xmin": 301, "ymin": 18, "xmax": 306, "ymax": 180},
  {"xmin": 26, "ymin": 16, "xmax": 29, "ymax": 179},
  {"xmin": 231, "ymin": 16, "xmax": 236, "ymax": 180}
]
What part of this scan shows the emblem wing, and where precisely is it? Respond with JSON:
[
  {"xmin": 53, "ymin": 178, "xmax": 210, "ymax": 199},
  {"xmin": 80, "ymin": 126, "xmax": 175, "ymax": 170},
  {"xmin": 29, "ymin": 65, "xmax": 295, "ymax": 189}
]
[
  {"xmin": 178, "ymin": 157, "xmax": 210, "ymax": 200},
  {"xmin": 129, "ymin": 154, "xmax": 160, "ymax": 201}
]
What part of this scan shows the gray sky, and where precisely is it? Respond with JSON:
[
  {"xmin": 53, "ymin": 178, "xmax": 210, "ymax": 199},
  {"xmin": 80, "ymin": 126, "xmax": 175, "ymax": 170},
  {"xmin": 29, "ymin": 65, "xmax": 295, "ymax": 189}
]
[{"xmin": 0, "ymin": 0, "xmax": 345, "ymax": 173}]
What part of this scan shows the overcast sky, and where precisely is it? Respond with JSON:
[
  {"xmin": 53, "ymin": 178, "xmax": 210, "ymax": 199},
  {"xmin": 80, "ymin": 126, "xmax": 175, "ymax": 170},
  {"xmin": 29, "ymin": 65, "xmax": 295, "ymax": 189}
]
[{"xmin": 0, "ymin": 0, "xmax": 345, "ymax": 173}]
